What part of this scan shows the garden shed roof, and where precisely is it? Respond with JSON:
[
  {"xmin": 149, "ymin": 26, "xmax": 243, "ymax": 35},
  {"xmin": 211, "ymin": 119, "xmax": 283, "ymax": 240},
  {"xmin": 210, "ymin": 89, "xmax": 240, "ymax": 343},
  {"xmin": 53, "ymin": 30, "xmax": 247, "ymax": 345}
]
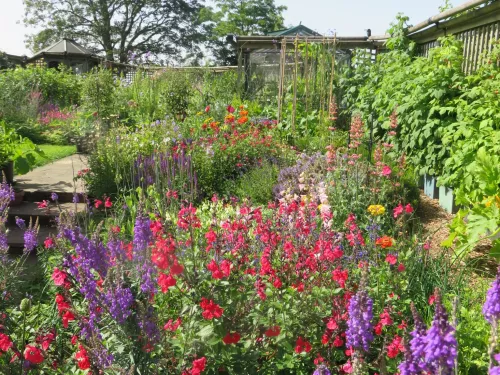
[{"xmin": 266, "ymin": 24, "xmax": 321, "ymax": 37}]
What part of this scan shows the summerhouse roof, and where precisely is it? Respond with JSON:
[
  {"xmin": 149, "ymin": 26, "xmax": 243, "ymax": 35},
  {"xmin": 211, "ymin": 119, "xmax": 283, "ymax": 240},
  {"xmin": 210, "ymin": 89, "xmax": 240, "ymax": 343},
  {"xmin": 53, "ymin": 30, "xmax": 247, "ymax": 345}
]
[
  {"xmin": 266, "ymin": 24, "xmax": 322, "ymax": 37},
  {"xmin": 29, "ymin": 38, "xmax": 98, "ymax": 61}
]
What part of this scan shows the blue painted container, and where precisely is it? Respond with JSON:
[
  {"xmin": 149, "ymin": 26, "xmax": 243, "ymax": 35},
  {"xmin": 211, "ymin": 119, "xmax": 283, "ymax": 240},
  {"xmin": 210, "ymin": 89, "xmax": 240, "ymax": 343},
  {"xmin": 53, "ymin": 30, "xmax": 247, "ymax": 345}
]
[
  {"xmin": 438, "ymin": 186, "xmax": 457, "ymax": 214},
  {"xmin": 423, "ymin": 174, "xmax": 439, "ymax": 199}
]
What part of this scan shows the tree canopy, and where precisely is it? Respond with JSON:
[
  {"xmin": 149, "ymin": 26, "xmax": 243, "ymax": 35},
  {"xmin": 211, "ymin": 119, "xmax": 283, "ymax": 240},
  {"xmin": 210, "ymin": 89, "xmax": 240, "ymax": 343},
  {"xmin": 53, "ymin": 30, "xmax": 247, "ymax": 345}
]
[
  {"xmin": 23, "ymin": 0, "xmax": 205, "ymax": 63},
  {"xmin": 203, "ymin": 0, "xmax": 287, "ymax": 65}
]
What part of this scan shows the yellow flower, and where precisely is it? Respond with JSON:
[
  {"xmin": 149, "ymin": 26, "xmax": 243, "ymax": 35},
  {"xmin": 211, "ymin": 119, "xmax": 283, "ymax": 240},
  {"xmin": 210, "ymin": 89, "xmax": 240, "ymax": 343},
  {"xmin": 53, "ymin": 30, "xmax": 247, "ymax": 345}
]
[{"xmin": 367, "ymin": 205, "xmax": 385, "ymax": 216}]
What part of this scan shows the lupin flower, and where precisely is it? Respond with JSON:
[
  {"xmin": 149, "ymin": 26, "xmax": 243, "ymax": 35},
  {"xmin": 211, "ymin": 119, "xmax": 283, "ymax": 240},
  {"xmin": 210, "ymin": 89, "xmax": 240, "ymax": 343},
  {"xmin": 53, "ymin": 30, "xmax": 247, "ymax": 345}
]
[
  {"xmin": 483, "ymin": 267, "xmax": 500, "ymax": 324},
  {"xmin": 346, "ymin": 288, "xmax": 374, "ymax": 352},
  {"xmin": 399, "ymin": 303, "xmax": 428, "ymax": 375},
  {"xmin": 423, "ymin": 290, "xmax": 457, "ymax": 375}
]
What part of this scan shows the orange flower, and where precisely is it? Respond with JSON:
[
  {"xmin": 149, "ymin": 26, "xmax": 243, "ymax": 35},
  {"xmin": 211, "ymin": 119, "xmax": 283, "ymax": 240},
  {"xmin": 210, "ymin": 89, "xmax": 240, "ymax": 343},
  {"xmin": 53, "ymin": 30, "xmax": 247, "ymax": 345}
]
[
  {"xmin": 239, "ymin": 110, "xmax": 249, "ymax": 117},
  {"xmin": 376, "ymin": 236, "xmax": 393, "ymax": 248},
  {"xmin": 237, "ymin": 116, "xmax": 248, "ymax": 124}
]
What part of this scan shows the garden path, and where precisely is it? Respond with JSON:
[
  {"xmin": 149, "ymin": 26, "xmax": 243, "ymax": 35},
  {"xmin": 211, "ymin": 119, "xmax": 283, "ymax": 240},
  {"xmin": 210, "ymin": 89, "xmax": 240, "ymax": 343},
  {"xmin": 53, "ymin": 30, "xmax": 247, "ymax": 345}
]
[
  {"xmin": 15, "ymin": 154, "xmax": 87, "ymax": 199},
  {"xmin": 7, "ymin": 154, "xmax": 88, "ymax": 252}
]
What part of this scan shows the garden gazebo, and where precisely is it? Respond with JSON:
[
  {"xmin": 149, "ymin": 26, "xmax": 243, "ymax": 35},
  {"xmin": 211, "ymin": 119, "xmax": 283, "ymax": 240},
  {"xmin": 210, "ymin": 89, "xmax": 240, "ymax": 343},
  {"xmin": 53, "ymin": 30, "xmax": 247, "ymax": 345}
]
[{"xmin": 26, "ymin": 38, "xmax": 100, "ymax": 74}]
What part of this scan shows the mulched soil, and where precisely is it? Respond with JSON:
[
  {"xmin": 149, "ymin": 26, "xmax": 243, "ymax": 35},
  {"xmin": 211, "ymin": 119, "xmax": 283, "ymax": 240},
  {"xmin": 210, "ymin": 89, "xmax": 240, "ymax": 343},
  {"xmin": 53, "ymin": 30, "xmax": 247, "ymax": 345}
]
[{"xmin": 416, "ymin": 191, "xmax": 496, "ymax": 277}]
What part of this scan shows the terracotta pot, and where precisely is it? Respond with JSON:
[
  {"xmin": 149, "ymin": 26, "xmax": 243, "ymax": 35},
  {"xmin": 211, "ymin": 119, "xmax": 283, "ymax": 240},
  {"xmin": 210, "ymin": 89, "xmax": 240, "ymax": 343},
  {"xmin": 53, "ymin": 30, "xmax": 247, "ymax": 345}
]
[{"xmin": 1, "ymin": 160, "xmax": 14, "ymax": 185}]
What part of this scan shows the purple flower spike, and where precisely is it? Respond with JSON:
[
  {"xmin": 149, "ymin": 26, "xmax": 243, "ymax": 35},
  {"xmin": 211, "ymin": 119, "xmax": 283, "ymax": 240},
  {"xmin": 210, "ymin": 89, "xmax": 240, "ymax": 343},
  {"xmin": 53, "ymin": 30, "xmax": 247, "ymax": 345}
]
[
  {"xmin": 346, "ymin": 288, "xmax": 374, "ymax": 352},
  {"xmin": 484, "ymin": 267, "xmax": 500, "ymax": 324},
  {"xmin": 313, "ymin": 365, "xmax": 331, "ymax": 375},
  {"xmin": 399, "ymin": 303, "xmax": 428, "ymax": 375},
  {"xmin": 424, "ymin": 291, "xmax": 457, "ymax": 375},
  {"xmin": 16, "ymin": 217, "xmax": 26, "ymax": 230}
]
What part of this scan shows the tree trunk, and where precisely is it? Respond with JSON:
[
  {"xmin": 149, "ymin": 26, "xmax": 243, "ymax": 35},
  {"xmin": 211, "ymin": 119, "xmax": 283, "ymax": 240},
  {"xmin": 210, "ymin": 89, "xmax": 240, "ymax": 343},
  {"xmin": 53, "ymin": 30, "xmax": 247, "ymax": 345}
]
[{"xmin": 99, "ymin": 0, "xmax": 114, "ymax": 61}]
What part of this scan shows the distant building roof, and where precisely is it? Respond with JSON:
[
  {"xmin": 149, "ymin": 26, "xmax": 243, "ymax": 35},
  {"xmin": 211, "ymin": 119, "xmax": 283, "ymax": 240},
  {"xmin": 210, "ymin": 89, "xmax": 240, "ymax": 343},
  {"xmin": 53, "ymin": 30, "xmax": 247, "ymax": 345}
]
[
  {"xmin": 28, "ymin": 38, "xmax": 99, "ymax": 61},
  {"xmin": 266, "ymin": 24, "xmax": 322, "ymax": 37}
]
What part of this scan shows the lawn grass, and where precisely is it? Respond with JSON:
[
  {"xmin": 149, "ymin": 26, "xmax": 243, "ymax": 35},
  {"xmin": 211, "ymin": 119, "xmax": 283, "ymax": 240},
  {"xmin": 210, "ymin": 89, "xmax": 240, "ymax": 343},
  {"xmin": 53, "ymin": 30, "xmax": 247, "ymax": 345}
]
[{"xmin": 15, "ymin": 144, "xmax": 77, "ymax": 173}]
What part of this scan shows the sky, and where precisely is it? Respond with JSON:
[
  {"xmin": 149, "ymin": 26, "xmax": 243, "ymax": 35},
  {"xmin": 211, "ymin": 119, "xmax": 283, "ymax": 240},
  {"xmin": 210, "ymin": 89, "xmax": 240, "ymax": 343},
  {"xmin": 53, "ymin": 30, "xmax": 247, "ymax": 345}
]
[{"xmin": 0, "ymin": 0, "xmax": 447, "ymax": 56}]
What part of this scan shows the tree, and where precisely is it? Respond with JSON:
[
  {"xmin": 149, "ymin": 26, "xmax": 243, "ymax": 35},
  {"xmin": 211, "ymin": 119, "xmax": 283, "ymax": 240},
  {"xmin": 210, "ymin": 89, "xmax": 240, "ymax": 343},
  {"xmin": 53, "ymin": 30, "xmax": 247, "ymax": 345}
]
[
  {"xmin": 206, "ymin": 0, "xmax": 287, "ymax": 65},
  {"xmin": 23, "ymin": 0, "xmax": 206, "ymax": 63}
]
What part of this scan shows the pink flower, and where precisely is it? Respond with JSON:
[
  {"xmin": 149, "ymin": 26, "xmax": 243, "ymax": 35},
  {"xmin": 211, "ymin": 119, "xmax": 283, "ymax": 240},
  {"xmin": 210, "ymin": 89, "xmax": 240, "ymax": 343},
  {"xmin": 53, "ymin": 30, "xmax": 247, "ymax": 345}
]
[
  {"xmin": 52, "ymin": 268, "xmax": 67, "ymax": 286},
  {"xmin": 423, "ymin": 242, "xmax": 431, "ymax": 251},
  {"xmin": 94, "ymin": 199, "xmax": 103, "ymax": 208},
  {"xmin": 381, "ymin": 165, "xmax": 392, "ymax": 177},
  {"xmin": 104, "ymin": 197, "xmax": 112, "ymax": 208},
  {"xmin": 405, "ymin": 204, "xmax": 413, "ymax": 214},
  {"xmin": 385, "ymin": 254, "xmax": 397, "ymax": 265},
  {"xmin": 44, "ymin": 237, "xmax": 54, "ymax": 249},
  {"xmin": 393, "ymin": 203, "xmax": 404, "ymax": 218},
  {"xmin": 226, "ymin": 105, "xmax": 235, "ymax": 113},
  {"xmin": 37, "ymin": 200, "xmax": 49, "ymax": 209},
  {"xmin": 205, "ymin": 105, "xmax": 210, "ymax": 113}
]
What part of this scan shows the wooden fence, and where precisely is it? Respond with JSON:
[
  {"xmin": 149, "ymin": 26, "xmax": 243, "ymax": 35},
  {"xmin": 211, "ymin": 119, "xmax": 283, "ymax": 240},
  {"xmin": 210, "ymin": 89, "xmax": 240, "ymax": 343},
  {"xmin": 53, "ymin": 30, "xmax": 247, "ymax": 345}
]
[{"xmin": 411, "ymin": 1, "xmax": 500, "ymax": 73}]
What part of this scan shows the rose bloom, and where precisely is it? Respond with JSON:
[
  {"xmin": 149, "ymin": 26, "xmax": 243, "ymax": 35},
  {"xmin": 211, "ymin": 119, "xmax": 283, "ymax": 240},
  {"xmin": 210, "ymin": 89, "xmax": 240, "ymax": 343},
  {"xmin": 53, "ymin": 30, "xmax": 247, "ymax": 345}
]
[{"xmin": 375, "ymin": 236, "xmax": 393, "ymax": 248}]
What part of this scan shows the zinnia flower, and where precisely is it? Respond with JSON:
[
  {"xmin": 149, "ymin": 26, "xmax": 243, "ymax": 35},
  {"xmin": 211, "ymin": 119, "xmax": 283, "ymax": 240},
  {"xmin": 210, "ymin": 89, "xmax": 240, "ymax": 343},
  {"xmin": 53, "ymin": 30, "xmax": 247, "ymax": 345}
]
[
  {"xmin": 376, "ymin": 236, "xmax": 393, "ymax": 248},
  {"xmin": 367, "ymin": 204, "xmax": 385, "ymax": 216}
]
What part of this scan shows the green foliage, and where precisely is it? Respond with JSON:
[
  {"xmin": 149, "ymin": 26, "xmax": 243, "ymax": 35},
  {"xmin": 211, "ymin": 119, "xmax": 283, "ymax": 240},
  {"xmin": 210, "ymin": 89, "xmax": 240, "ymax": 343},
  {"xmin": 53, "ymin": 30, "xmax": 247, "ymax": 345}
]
[
  {"xmin": 206, "ymin": 0, "xmax": 287, "ymax": 65},
  {"xmin": 0, "ymin": 66, "xmax": 81, "ymax": 125},
  {"xmin": 81, "ymin": 68, "xmax": 117, "ymax": 121},
  {"xmin": 234, "ymin": 162, "xmax": 279, "ymax": 205},
  {"xmin": 0, "ymin": 121, "xmax": 45, "ymax": 174}
]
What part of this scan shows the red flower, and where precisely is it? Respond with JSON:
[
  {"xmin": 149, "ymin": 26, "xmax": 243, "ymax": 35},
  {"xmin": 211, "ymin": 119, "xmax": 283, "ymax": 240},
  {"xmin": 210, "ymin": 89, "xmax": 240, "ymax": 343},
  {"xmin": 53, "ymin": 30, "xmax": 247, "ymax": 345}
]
[
  {"xmin": 375, "ymin": 236, "xmax": 393, "ymax": 248},
  {"xmin": 294, "ymin": 336, "xmax": 312, "ymax": 353},
  {"xmin": 397, "ymin": 263, "xmax": 406, "ymax": 272},
  {"xmin": 374, "ymin": 322, "xmax": 383, "ymax": 335},
  {"xmin": 200, "ymin": 298, "xmax": 223, "ymax": 320},
  {"xmin": 0, "ymin": 333, "xmax": 13, "ymax": 352},
  {"xmin": 24, "ymin": 345, "xmax": 44, "ymax": 364},
  {"xmin": 158, "ymin": 273, "xmax": 177, "ymax": 293},
  {"xmin": 264, "ymin": 326, "xmax": 281, "ymax": 337},
  {"xmin": 226, "ymin": 105, "xmax": 235, "ymax": 113},
  {"xmin": 405, "ymin": 204, "xmax": 413, "ymax": 214},
  {"xmin": 52, "ymin": 268, "xmax": 67, "ymax": 286},
  {"xmin": 44, "ymin": 237, "xmax": 54, "ymax": 249},
  {"xmin": 75, "ymin": 345, "xmax": 91, "ymax": 370},
  {"xmin": 333, "ymin": 335, "xmax": 344, "ymax": 347},
  {"xmin": 37, "ymin": 200, "xmax": 49, "ymax": 209},
  {"xmin": 164, "ymin": 317, "xmax": 182, "ymax": 331},
  {"xmin": 326, "ymin": 318, "xmax": 338, "ymax": 330},
  {"xmin": 71, "ymin": 335, "xmax": 78, "ymax": 345},
  {"xmin": 428, "ymin": 294, "xmax": 436, "ymax": 305},
  {"xmin": 205, "ymin": 105, "xmax": 210, "ymax": 113},
  {"xmin": 104, "ymin": 197, "xmax": 112, "ymax": 208},
  {"xmin": 62, "ymin": 310, "xmax": 75, "ymax": 328},
  {"xmin": 94, "ymin": 199, "xmax": 103, "ymax": 208},
  {"xmin": 379, "ymin": 309, "xmax": 393, "ymax": 326},
  {"xmin": 393, "ymin": 203, "xmax": 404, "ymax": 218},
  {"xmin": 385, "ymin": 254, "xmax": 397, "ymax": 265},
  {"xmin": 386, "ymin": 335, "xmax": 404, "ymax": 358},
  {"xmin": 191, "ymin": 357, "xmax": 207, "ymax": 375},
  {"xmin": 222, "ymin": 332, "xmax": 241, "ymax": 345},
  {"xmin": 332, "ymin": 267, "xmax": 348, "ymax": 288}
]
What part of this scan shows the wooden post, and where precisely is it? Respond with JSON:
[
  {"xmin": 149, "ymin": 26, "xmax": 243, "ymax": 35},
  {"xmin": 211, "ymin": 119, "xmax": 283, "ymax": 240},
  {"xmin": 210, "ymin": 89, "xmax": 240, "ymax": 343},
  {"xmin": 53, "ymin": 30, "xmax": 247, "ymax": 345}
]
[
  {"xmin": 292, "ymin": 35, "xmax": 299, "ymax": 133},
  {"xmin": 304, "ymin": 38, "xmax": 309, "ymax": 130},
  {"xmin": 277, "ymin": 38, "xmax": 287, "ymax": 125}
]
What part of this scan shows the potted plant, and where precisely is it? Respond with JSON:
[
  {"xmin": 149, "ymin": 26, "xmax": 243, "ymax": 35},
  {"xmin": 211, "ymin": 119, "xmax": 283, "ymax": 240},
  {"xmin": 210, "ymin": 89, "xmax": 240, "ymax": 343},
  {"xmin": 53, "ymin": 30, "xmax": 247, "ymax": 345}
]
[{"xmin": 0, "ymin": 121, "xmax": 45, "ymax": 184}]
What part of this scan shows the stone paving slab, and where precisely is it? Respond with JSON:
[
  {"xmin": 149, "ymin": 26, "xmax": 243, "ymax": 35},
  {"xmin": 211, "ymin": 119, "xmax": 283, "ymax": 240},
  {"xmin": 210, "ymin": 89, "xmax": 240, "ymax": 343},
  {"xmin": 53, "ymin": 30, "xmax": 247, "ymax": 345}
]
[{"xmin": 15, "ymin": 155, "xmax": 87, "ymax": 193}]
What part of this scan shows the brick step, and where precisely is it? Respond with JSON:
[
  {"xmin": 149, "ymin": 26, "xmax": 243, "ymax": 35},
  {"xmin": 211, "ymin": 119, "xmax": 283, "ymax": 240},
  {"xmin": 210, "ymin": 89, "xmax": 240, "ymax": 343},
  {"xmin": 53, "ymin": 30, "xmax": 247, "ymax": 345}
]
[{"xmin": 8, "ymin": 202, "xmax": 87, "ymax": 226}]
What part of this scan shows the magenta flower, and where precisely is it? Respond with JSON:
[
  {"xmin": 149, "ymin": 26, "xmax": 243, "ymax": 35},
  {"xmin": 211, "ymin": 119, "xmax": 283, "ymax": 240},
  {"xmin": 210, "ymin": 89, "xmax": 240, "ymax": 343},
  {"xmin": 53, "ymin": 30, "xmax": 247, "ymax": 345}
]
[
  {"xmin": 381, "ymin": 165, "xmax": 392, "ymax": 177},
  {"xmin": 393, "ymin": 203, "xmax": 404, "ymax": 218},
  {"xmin": 226, "ymin": 105, "xmax": 235, "ymax": 113}
]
